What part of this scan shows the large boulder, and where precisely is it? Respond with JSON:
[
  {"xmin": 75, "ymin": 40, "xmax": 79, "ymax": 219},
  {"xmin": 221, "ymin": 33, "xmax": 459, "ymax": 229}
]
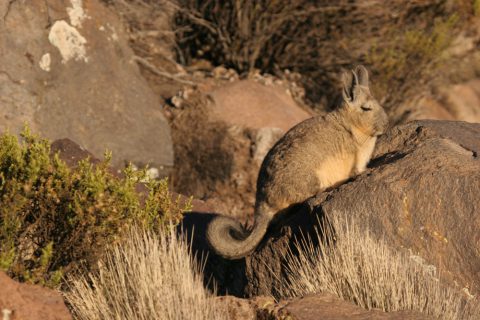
[
  {"xmin": 182, "ymin": 120, "xmax": 480, "ymax": 299},
  {"xmin": 0, "ymin": 0, "xmax": 173, "ymax": 173},
  {"xmin": 0, "ymin": 272, "xmax": 72, "ymax": 320},
  {"xmin": 318, "ymin": 120, "xmax": 479, "ymax": 292},
  {"xmin": 245, "ymin": 120, "xmax": 480, "ymax": 297}
]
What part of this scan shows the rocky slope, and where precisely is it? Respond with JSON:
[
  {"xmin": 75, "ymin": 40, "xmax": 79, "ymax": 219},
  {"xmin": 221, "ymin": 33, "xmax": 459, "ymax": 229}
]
[{"xmin": 0, "ymin": 0, "xmax": 173, "ymax": 173}]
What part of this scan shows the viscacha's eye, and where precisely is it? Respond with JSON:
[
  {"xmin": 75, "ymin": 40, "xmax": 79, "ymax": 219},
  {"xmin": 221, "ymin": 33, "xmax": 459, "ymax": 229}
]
[{"xmin": 361, "ymin": 106, "xmax": 372, "ymax": 111}]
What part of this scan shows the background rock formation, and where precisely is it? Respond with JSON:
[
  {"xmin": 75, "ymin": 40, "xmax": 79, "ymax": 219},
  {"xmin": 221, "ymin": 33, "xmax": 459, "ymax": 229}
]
[
  {"xmin": 0, "ymin": 0, "xmax": 173, "ymax": 173},
  {"xmin": 0, "ymin": 272, "xmax": 72, "ymax": 320}
]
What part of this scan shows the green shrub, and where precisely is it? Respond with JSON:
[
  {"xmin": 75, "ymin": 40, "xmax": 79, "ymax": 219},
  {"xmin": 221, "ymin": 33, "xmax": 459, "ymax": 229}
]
[{"xmin": 0, "ymin": 128, "xmax": 191, "ymax": 287}]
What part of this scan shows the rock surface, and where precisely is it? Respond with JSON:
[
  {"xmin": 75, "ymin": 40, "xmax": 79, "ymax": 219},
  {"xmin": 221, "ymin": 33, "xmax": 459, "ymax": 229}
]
[
  {"xmin": 214, "ymin": 296, "xmax": 257, "ymax": 320},
  {"xmin": 0, "ymin": 272, "xmax": 72, "ymax": 320},
  {"xmin": 0, "ymin": 0, "xmax": 173, "ymax": 173},
  {"xmin": 182, "ymin": 120, "xmax": 480, "ymax": 300},
  {"xmin": 50, "ymin": 138, "xmax": 100, "ymax": 168},
  {"xmin": 434, "ymin": 79, "xmax": 480, "ymax": 122},
  {"xmin": 215, "ymin": 293, "xmax": 431, "ymax": 320},
  {"xmin": 279, "ymin": 293, "xmax": 432, "ymax": 320},
  {"xmin": 208, "ymin": 80, "xmax": 312, "ymax": 131},
  {"xmin": 317, "ymin": 120, "xmax": 480, "ymax": 294}
]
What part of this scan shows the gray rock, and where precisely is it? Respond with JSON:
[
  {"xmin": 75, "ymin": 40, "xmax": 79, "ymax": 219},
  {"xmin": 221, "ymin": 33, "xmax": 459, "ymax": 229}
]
[
  {"xmin": 0, "ymin": 0, "xmax": 173, "ymax": 172},
  {"xmin": 246, "ymin": 120, "xmax": 480, "ymax": 297},
  {"xmin": 184, "ymin": 120, "xmax": 480, "ymax": 300}
]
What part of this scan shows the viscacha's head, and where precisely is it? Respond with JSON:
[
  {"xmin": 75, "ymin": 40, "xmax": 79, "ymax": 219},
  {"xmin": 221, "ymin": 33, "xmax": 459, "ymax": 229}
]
[{"xmin": 339, "ymin": 65, "xmax": 389, "ymax": 137}]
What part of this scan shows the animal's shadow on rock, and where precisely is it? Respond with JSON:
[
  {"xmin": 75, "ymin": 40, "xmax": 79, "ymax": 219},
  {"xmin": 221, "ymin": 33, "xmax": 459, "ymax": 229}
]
[{"xmin": 368, "ymin": 151, "xmax": 407, "ymax": 168}]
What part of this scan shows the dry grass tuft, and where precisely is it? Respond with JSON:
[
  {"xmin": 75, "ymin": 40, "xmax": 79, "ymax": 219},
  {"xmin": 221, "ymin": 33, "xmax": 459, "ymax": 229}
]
[
  {"xmin": 281, "ymin": 215, "xmax": 480, "ymax": 319},
  {"xmin": 64, "ymin": 227, "xmax": 228, "ymax": 320}
]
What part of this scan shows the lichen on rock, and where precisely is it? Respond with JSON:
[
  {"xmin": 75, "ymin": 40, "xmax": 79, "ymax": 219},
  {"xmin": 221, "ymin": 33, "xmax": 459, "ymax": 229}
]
[{"xmin": 48, "ymin": 20, "xmax": 88, "ymax": 63}]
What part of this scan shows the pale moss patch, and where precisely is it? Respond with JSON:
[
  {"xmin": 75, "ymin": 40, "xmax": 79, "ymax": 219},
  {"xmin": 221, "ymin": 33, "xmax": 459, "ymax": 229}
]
[{"xmin": 48, "ymin": 20, "xmax": 88, "ymax": 63}]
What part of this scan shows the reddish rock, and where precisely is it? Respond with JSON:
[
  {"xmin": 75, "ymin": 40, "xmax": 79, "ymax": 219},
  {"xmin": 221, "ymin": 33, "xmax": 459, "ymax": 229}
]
[
  {"xmin": 50, "ymin": 138, "xmax": 100, "ymax": 167},
  {"xmin": 280, "ymin": 293, "xmax": 432, "ymax": 320},
  {"xmin": 214, "ymin": 296, "xmax": 256, "ymax": 320},
  {"xmin": 209, "ymin": 80, "xmax": 312, "ymax": 131},
  {"xmin": 399, "ymin": 96, "xmax": 456, "ymax": 122},
  {"xmin": 437, "ymin": 79, "xmax": 480, "ymax": 123},
  {"xmin": 0, "ymin": 272, "xmax": 72, "ymax": 320},
  {"xmin": 213, "ymin": 293, "xmax": 431, "ymax": 320}
]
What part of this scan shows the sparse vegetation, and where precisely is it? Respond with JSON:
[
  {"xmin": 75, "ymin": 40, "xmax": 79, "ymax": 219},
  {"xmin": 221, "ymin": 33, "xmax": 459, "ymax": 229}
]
[
  {"xmin": 474, "ymin": 0, "xmax": 480, "ymax": 16},
  {"xmin": 64, "ymin": 226, "xmax": 228, "ymax": 320},
  {"xmin": 280, "ymin": 215, "xmax": 480, "ymax": 319},
  {"xmin": 174, "ymin": 0, "xmax": 321, "ymax": 72},
  {"xmin": 99, "ymin": 0, "xmax": 476, "ymax": 113},
  {"xmin": 0, "ymin": 128, "xmax": 191, "ymax": 287},
  {"xmin": 173, "ymin": 1, "xmax": 471, "ymax": 110},
  {"xmin": 367, "ymin": 15, "xmax": 458, "ymax": 112}
]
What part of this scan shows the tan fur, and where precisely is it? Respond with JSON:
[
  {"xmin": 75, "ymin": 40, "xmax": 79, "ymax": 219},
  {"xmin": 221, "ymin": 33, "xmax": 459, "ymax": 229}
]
[
  {"xmin": 207, "ymin": 65, "xmax": 389, "ymax": 259},
  {"xmin": 316, "ymin": 154, "xmax": 355, "ymax": 189},
  {"xmin": 355, "ymin": 136, "xmax": 377, "ymax": 174}
]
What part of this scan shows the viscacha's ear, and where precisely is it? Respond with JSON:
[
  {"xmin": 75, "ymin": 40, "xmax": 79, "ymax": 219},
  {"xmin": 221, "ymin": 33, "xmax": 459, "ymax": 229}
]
[
  {"xmin": 341, "ymin": 69, "xmax": 355, "ymax": 102},
  {"xmin": 355, "ymin": 65, "xmax": 369, "ymax": 88}
]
